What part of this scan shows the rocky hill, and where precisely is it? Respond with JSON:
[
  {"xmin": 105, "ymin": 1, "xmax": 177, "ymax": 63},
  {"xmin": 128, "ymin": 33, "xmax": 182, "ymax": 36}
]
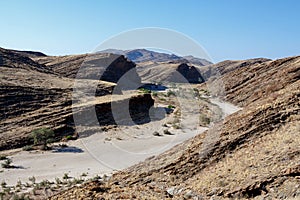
[
  {"xmin": 6, "ymin": 48, "xmax": 47, "ymax": 58},
  {"xmin": 33, "ymin": 53, "xmax": 141, "ymax": 85},
  {"xmin": 0, "ymin": 47, "xmax": 53, "ymax": 74},
  {"xmin": 50, "ymin": 56, "xmax": 300, "ymax": 199},
  {"xmin": 33, "ymin": 48, "xmax": 212, "ymax": 85},
  {"xmin": 99, "ymin": 48, "xmax": 212, "ymax": 66},
  {"xmin": 0, "ymin": 48, "xmax": 153, "ymax": 150},
  {"xmin": 197, "ymin": 58, "xmax": 271, "ymax": 80},
  {"xmin": 136, "ymin": 61, "xmax": 205, "ymax": 83}
]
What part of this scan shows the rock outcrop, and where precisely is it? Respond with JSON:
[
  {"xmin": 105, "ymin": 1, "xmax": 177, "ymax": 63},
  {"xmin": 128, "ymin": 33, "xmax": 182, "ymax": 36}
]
[
  {"xmin": 33, "ymin": 53, "xmax": 141, "ymax": 86},
  {"xmin": 136, "ymin": 61, "xmax": 205, "ymax": 83},
  {"xmin": 176, "ymin": 63, "xmax": 204, "ymax": 83},
  {"xmin": 0, "ymin": 48, "xmax": 153, "ymax": 150}
]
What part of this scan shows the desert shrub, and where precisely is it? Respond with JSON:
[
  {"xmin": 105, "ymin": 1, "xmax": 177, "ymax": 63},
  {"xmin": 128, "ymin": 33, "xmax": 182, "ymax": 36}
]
[
  {"xmin": 0, "ymin": 155, "xmax": 7, "ymax": 160},
  {"xmin": 33, "ymin": 183, "xmax": 41, "ymax": 190},
  {"xmin": 199, "ymin": 114, "xmax": 211, "ymax": 126},
  {"xmin": 65, "ymin": 135, "xmax": 73, "ymax": 140},
  {"xmin": 167, "ymin": 90, "xmax": 176, "ymax": 97},
  {"xmin": 193, "ymin": 88, "xmax": 200, "ymax": 97},
  {"xmin": 16, "ymin": 180, "xmax": 22, "ymax": 188},
  {"xmin": 63, "ymin": 173, "xmax": 69, "ymax": 180},
  {"xmin": 138, "ymin": 88, "xmax": 151, "ymax": 94},
  {"xmin": 201, "ymin": 89, "xmax": 210, "ymax": 96},
  {"xmin": 73, "ymin": 178, "xmax": 83, "ymax": 184},
  {"xmin": 92, "ymin": 175, "xmax": 101, "ymax": 181},
  {"xmin": 31, "ymin": 127, "xmax": 55, "ymax": 150},
  {"xmin": 1, "ymin": 158, "xmax": 12, "ymax": 168},
  {"xmin": 39, "ymin": 180, "xmax": 51, "ymax": 188},
  {"xmin": 55, "ymin": 177, "xmax": 62, "ymax": 185},
  {"xmin": 81, "ymin": 172, "xmax": 88, "ymax": 177},
  {"xmin": 24, "ymin": 182, "xmax": 31, "ymax": 188},
  {"xmin": 152, "ymin": 92, "xmax": 158, "ymax": 97},
  {"xmin": 167, "ymin": 105, "xmax": 175, "ymax": 109},
  {"xmin": 1, "ymin": 180, "xmax": 7, "ymax": 188}
]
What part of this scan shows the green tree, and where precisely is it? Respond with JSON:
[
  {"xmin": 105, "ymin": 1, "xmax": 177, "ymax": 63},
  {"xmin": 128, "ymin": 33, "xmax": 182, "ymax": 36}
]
[{"xmin": 31, "ymin": 128, "xmax": 55, "ymax": 150}]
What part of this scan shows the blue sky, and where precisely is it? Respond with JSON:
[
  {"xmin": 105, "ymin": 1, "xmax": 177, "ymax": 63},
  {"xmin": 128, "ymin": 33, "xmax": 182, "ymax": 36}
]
[{"xmin": 0, "ymin": 0, "xmax": 299, "ymax": 62}]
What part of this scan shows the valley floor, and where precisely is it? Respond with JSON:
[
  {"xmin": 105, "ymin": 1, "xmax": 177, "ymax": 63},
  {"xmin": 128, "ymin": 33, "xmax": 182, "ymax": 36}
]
[{"xmin": 0, "ymin": 99, "xmax": 239, "ymax": 188}]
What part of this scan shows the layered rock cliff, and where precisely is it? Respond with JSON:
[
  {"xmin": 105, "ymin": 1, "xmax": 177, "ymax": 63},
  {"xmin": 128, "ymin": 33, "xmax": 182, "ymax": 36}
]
[{"xmin": 0, "ymin": 48, "xmax": 153, "ymax": 150}]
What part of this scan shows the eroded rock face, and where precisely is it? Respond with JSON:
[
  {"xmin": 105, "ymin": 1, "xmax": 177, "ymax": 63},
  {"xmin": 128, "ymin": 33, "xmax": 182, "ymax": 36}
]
[
  {"xmin": 73, "ymin": 93, "xmax": 154, "ymax": 129},
  {"xmin": 0, "ymin": 48, "xmax": 152, "ymax": 150},
  {"xmin": 175, "ymin": 63, "xmax": 204, "ymax": 83}
]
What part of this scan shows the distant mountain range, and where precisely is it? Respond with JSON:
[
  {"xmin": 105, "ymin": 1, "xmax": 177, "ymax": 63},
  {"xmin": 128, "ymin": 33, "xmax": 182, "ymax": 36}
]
[{"xmin": 98, "ymin": 48, "xmax": 212, "ymax": 66}]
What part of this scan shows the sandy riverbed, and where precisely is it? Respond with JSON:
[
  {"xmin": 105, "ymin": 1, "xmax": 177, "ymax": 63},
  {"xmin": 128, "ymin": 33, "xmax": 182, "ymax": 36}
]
[{"xmin": 0, "ymin": 99, "xmax": 240, "ymax": 186}]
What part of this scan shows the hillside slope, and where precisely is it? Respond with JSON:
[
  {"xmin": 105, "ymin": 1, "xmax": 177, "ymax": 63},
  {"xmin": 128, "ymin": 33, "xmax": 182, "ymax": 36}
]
[
  {"xmin": 0, "ymin": 48, "xmax": 153, "ymax": 150},
  {"xmin": 50, "ymin": 56, "xmax": 300, "ymax": 199}
]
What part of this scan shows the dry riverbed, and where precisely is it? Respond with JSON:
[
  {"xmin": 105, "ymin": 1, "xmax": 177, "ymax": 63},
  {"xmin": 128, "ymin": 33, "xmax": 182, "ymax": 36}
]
[{"xmin": 0, "ymin": 95, "xmax": 240, "ymax": 198}]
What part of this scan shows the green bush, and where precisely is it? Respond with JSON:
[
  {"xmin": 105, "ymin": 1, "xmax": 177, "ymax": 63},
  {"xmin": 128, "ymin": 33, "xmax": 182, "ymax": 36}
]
[
  {"xmin": 138, "ymin": 88, "xmax": 151, "ymax": 94},
  {"xmin": 167, "ymin": 105, "xmax": 175, "ymax": 109},
  {"xmin": 66, "ymin": 135, "xmax": 73, "ymax": 140},
  {"xmin": 31, "ymin": 127, "xmax": 55, "ymax": 150}
]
